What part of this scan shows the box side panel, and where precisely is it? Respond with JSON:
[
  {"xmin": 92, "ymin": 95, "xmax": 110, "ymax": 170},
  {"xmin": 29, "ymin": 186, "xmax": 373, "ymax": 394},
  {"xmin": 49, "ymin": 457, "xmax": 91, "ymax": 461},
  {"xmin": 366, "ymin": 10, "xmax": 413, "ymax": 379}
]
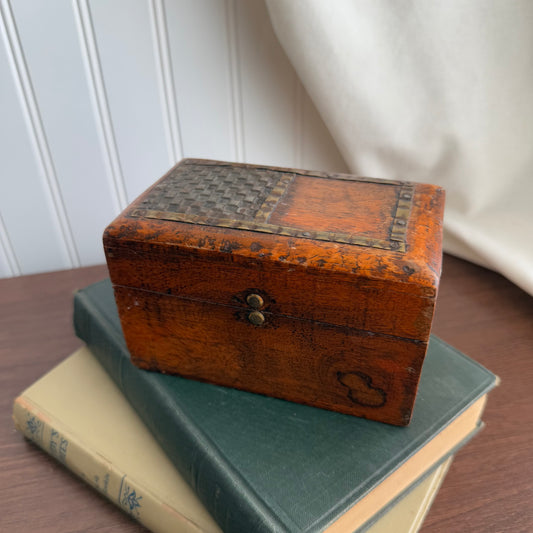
[
  {"xmin": 113, "ymin": 287, "xmax": 427, "ymax": 426},
  {"xmin": 406, "ymin": 183, "xmax": 445, "ymax": 290}
]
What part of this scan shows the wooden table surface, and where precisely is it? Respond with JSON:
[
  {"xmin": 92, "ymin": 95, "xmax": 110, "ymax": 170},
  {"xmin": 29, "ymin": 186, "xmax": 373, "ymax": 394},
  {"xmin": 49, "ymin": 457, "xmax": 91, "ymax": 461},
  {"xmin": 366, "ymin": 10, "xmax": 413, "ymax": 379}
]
[{"xmin": 0, "ymin": 255, "xmax": 532, "ymax": 532}]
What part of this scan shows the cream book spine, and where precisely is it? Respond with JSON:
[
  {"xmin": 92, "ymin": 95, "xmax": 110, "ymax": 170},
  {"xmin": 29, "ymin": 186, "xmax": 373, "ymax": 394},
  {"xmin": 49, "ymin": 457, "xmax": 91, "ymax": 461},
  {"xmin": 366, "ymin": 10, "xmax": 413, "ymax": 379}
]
[{"xmin": 12, "ymin": 346, "xmax": 222, "ymax": 533}]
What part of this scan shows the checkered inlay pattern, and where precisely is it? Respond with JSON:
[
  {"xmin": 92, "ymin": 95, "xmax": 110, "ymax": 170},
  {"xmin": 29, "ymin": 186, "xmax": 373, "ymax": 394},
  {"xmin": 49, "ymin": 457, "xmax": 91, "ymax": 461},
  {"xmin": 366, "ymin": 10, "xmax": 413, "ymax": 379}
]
[{"xmin": 138, "ymin": 163, "xmax": 282, "ymax": 221}]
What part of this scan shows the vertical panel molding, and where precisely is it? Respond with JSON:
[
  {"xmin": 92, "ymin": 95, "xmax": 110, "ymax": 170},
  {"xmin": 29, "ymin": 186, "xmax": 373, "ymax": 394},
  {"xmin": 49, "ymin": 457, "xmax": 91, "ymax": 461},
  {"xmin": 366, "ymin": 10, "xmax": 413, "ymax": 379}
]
[
  {"xmin": 0, "ymin": 0, "xmax": 79, "ymax": 269},
  {"xmin": 148, "ymin": 0, "xmax": 183, "ymax": 166},
  {"xmin": 225, "ymin": 0, "xmax": 245, "ymax": 162},
  {"xmin": 0, "ymin": 212, "xmax": 20, "ymax": 276},
  {"xmin": 72, "ymin": 0, "xmax": 128, "ymax": 212},
  {"xmin": 294, "ymin": 79, "xmax": 304, "ymax": 169}
]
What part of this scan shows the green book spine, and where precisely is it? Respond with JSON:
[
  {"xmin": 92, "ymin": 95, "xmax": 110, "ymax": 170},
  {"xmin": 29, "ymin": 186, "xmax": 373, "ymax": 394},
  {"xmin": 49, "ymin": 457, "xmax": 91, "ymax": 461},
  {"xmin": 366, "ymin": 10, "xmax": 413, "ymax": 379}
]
[{"xmin": 74, "ymin": 280, "xmax": 497, "ymax": 533}]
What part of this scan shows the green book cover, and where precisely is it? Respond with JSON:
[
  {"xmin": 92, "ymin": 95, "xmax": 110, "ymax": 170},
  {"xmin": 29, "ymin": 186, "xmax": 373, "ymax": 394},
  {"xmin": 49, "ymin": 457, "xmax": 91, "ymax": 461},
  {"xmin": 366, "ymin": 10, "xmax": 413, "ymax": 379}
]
[{"xmin": 74, "ymin": 279, "xmax": 497, "ymax": 533}]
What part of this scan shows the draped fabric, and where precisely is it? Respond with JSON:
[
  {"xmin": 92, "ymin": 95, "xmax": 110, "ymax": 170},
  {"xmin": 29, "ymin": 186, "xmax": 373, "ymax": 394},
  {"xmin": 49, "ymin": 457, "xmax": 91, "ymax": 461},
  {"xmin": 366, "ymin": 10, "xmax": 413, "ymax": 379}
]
[{"xmin": 266, "ymin": 0, "xmax": 533, "ymax": 295}]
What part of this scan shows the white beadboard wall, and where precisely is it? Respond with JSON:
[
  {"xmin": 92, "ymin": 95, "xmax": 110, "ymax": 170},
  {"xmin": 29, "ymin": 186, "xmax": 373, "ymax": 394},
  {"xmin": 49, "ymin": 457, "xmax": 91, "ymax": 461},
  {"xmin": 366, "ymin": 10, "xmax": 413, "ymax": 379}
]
[{"xmin": 0, "ymin": 0, "xmax": 347, "ymax": 278}]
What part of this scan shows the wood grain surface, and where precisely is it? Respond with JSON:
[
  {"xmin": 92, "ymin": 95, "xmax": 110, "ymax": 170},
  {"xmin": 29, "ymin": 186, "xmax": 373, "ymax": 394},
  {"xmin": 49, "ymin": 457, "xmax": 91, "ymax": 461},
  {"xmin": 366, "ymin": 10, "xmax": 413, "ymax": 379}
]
[
  {"xmin": 105, "ymin": 159, "xmax": 444, "ymax": 425},
  {"xmin": 0, "ymin": 255, "xmax": 532, "ymax": 532},
  {"xmin": 115, "ymin": 284, "xmax": 426, "ymax": 425}
]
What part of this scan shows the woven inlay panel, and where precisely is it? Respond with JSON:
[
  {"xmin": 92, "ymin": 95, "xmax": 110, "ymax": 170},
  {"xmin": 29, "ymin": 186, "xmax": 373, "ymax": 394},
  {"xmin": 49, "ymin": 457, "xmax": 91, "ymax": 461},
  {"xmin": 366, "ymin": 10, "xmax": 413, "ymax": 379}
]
[{"xmin": 137, "ymin": 163, "xmax": 283, "ymax": 221}]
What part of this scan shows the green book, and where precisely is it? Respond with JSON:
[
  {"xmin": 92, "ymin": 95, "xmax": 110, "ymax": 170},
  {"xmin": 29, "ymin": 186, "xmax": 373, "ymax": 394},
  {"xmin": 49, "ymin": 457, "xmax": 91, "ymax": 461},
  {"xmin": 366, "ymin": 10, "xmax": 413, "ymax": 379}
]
[{"xmin": 74, "ymin": 279, "xmax": 497, "ymax": 533}]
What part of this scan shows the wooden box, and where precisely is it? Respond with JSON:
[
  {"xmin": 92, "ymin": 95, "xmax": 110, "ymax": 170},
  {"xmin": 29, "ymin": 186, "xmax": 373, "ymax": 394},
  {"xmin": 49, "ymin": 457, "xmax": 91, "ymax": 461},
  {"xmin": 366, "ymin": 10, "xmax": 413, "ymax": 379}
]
[{"xmin": 104, "ymin": 159, "xmax": 445, "ymax": 425}]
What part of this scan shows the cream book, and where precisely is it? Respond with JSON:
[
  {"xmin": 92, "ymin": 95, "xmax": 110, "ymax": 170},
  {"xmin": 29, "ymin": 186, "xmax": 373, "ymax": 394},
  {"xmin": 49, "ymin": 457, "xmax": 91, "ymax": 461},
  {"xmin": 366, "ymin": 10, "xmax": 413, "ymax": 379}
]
[{"xmin": 13, "ymin": 346, "xmax": 452, "ymax": 533}]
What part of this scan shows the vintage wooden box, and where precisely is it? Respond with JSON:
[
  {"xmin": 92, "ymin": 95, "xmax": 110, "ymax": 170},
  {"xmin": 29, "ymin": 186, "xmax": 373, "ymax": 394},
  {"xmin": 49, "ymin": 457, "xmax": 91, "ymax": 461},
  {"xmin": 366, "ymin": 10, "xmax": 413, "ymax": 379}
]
[{"xmin": 104, "ymin": 159, "xmax": 445, "ymax": 426}]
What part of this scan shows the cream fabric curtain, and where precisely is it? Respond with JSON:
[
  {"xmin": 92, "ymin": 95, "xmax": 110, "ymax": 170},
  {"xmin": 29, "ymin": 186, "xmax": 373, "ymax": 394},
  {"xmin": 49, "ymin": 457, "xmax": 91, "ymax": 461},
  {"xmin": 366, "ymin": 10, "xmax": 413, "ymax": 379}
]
[{"xmin": 266, "ymin": 0, "xmax": 533, "ymax": 295}]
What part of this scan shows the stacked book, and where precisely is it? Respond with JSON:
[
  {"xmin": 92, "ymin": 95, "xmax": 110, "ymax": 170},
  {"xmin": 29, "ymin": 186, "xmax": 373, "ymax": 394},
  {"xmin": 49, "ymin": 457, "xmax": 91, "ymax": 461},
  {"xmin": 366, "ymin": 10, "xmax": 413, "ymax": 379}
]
[{"xmin": 13, "ymin": 279, "xmax": 498, "ymax": 533}]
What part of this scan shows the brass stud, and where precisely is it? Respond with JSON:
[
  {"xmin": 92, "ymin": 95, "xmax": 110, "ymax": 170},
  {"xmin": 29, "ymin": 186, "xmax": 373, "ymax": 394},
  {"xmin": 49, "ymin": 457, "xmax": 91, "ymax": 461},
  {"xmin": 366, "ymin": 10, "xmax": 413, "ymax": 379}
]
[
  {"xmin": 248, "ymin": 311, "xmax": 265, "ymax": 326},
  {"xmin": 246, "ymin": 293, "xmax": 264, "ymax": 309}
]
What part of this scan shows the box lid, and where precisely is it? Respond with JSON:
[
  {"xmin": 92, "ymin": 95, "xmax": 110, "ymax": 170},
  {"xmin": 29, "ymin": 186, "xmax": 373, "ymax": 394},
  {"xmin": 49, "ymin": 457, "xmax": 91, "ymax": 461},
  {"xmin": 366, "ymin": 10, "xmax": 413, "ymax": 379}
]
[{"xmin": 104, "ymin": 159, "xmax": 444, "ymax": 341}]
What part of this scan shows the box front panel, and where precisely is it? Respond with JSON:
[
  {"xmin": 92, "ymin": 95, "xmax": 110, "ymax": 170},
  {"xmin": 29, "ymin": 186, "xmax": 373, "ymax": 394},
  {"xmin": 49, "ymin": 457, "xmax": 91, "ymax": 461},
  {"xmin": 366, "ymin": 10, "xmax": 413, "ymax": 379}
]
[
  {"xmin": 114, "ymin": 287, "xmax": 427, "ymax": 426},
  {"xmin": 106, "ymin": 238, "xmax": 436, "ymax": 342}
]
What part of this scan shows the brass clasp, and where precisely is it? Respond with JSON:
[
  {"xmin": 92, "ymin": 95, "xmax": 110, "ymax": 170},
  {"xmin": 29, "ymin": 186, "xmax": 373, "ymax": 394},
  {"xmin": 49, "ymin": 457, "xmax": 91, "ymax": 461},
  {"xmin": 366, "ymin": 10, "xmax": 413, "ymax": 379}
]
[{"xmin": 246, "ymin": 293, "xmax": 264, "ymax": 309}]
